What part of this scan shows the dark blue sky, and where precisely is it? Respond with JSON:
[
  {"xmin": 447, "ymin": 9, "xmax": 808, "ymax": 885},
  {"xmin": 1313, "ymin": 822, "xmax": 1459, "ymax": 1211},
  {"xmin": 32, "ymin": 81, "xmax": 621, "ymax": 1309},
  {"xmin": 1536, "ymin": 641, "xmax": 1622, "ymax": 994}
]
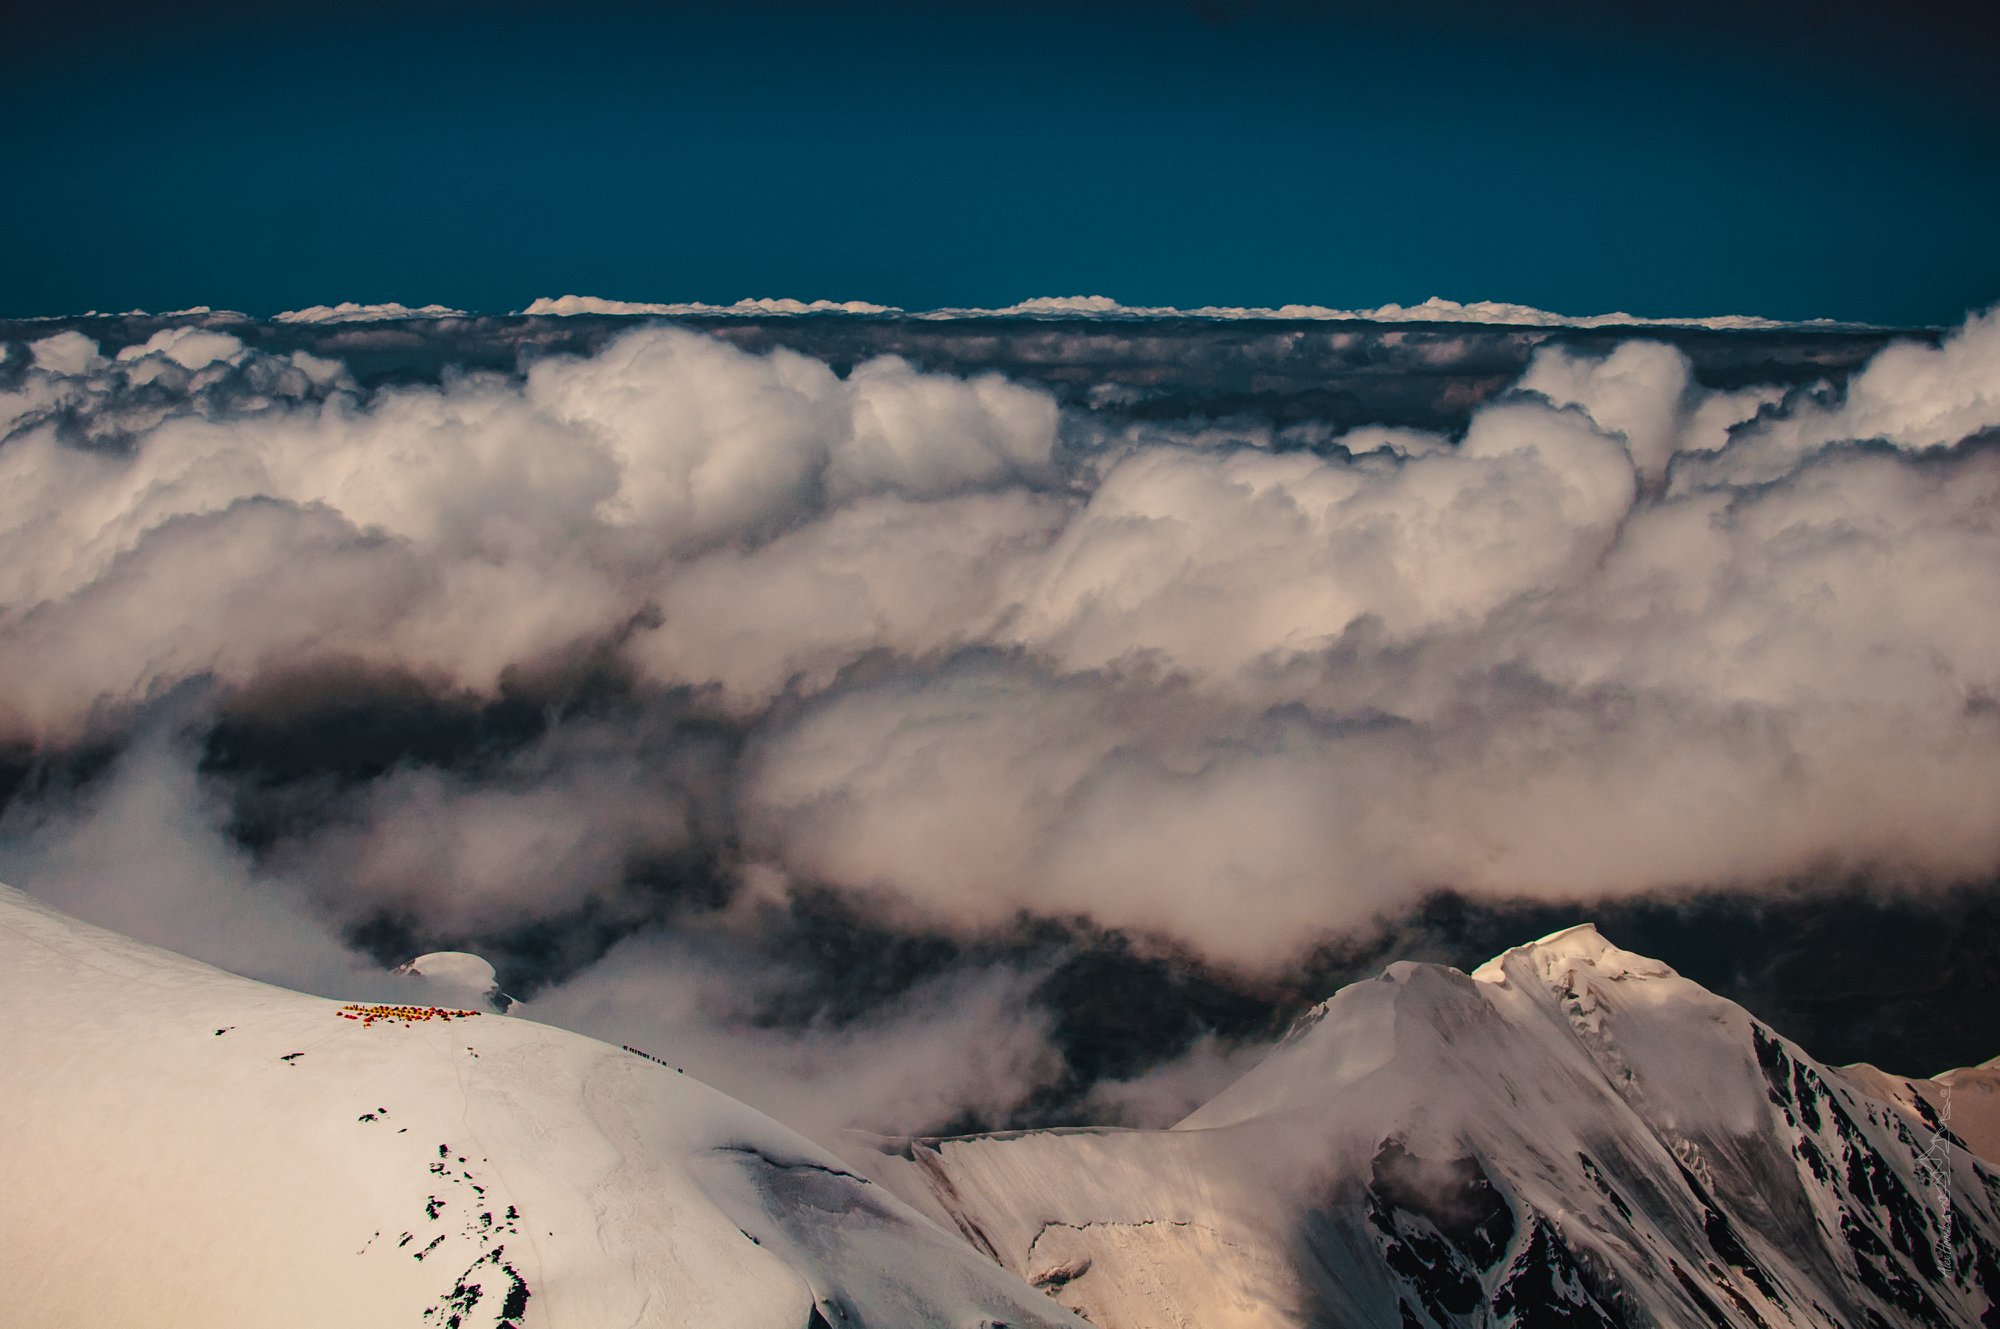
[{"xmin": 8, "ymin": 1, "xmax": 1999, "ymax": 324}]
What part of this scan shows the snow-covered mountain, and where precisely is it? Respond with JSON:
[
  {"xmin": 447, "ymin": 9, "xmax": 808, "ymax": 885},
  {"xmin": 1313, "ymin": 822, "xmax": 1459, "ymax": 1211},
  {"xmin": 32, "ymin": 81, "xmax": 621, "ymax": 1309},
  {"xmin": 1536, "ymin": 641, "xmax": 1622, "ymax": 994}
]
[
  {"xmin": 509, "ymin": 293, "xmax": 1839, "ymax": 329},
  {"xmin": 7, "ymin": 879, "xmax": 1993, "ymax": 1328},
  {"xmin": 0, "ymin": 883, "xmax": 1085, "ymax": 1329},
  {"xmin": 871, "ymin": 926, "xmax": 2000, "ymax": 1329},
  {"xmin": 395, "ymin": 951, "xmax": 514, "ymax": 1013},
  {"xmin": 1839, "ymin": 1059, "xmax": 2000, "ymax": 1171}
]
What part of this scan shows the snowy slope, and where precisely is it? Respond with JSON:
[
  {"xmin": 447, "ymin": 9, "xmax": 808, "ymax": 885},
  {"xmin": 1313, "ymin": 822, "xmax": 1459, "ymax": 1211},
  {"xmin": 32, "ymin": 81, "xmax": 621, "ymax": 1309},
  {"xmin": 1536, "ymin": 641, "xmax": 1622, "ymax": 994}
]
[
  {"xmin": 1933, "ymin": 1062, "xmax": 2000, "ymax": 1165},
  {"xmin": 0, "ymin": 883, "xmax": 1085, "ymax": 1329},
  {"xmin": 874, "ymin": 925, "xmax": 2000, "ymax": 1329},
  {"xmin": 1840, "ymin": 1059, "xmax": 2000, "ymax": 1168}
]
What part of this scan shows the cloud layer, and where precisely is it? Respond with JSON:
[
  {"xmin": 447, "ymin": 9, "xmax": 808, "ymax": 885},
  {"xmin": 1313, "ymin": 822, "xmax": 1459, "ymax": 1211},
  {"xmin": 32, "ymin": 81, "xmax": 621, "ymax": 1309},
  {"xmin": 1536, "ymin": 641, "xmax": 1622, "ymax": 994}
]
[{"xmin": 3, "ymin": 307, "xmax": 1998, "ymax": 1140}]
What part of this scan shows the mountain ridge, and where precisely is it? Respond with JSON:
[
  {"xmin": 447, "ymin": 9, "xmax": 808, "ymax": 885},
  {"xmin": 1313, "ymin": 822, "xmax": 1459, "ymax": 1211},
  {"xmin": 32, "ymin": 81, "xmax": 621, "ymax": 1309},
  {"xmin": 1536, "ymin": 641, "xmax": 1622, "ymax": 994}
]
[
  {"xmin": 5, "ymin": 881, "xmax": 1994, "ymax": 1327},
  {"xmin": 871, "ymin": 923, "xmax": 2000, "ymax": 1328},
  {"xmin": 0, "ymin": 881, "xmax": 1085, "ymax": 1329}
]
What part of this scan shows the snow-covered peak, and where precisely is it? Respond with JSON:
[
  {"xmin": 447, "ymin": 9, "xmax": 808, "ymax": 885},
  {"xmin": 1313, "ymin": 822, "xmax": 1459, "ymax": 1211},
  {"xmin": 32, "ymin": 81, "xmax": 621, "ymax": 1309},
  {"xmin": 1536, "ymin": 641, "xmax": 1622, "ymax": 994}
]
[
  {"xmin": 1182, "ymin": 931, "xmax": 1696, "ymax": 1136},
  {"xmin": 397, "ymin": 950, "xmax": 497, "ymax": 987},
  {"xmin": 395, "ymin": 951, "xmax": 508, "ymax": 1013},
  {"xmin": 875, "ymin": 925, "xmax": 1999, "ymax": 1329},
  {"xmin": 0, "ymin": 883, "xmax": 1085, "ymax": 1329},
  {"xmin": 1470, "ymin": 920, "xmax": 1679, "ymax": 986}
]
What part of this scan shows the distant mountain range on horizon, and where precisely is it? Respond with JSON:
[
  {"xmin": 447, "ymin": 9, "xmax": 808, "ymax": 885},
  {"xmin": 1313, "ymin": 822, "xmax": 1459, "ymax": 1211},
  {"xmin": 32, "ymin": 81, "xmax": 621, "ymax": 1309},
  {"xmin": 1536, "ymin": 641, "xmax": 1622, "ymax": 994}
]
[{"xmin": 9, "ymin": 293, "xmax": 1906, "ymax": 331}]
